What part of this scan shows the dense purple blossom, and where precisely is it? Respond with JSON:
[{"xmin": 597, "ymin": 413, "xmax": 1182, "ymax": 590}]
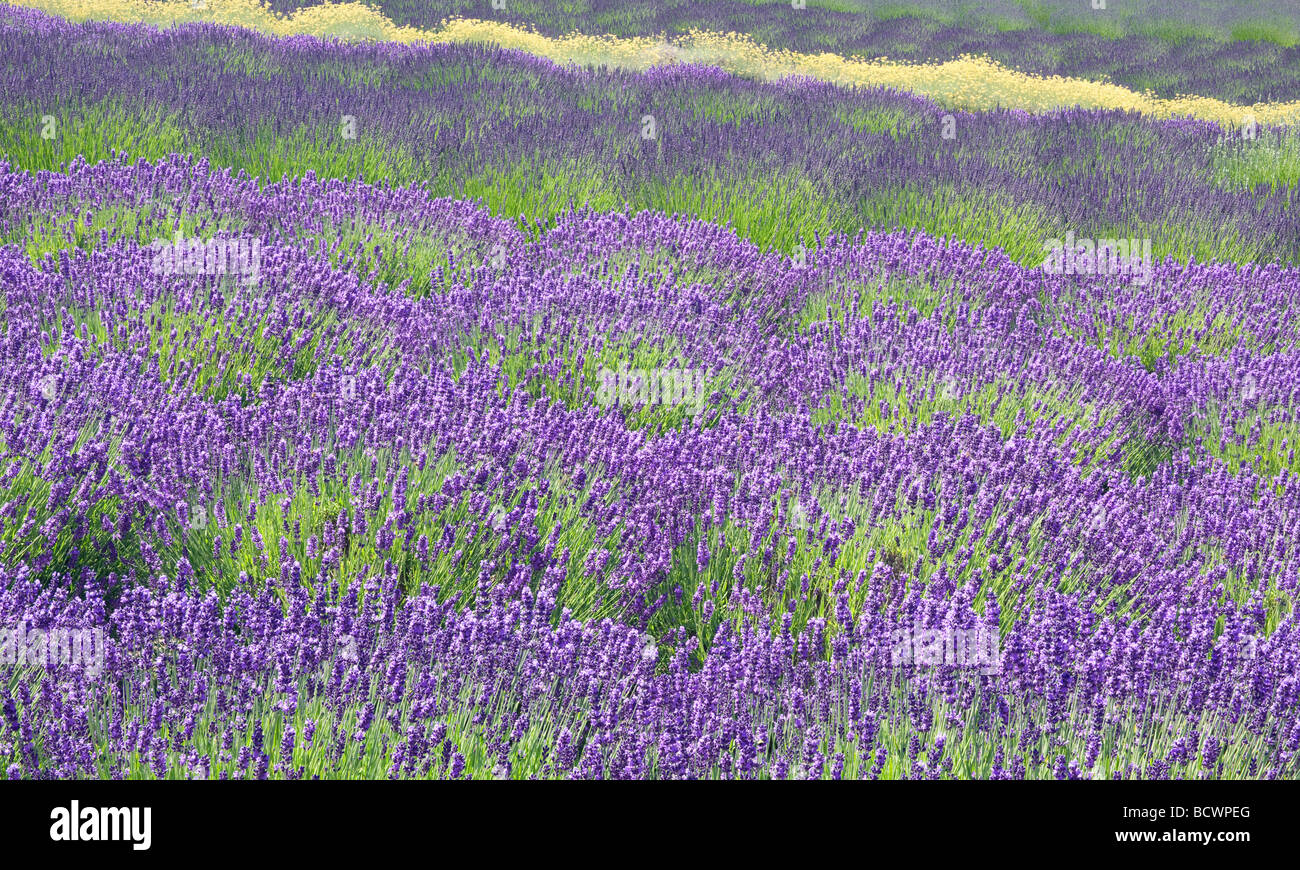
[
  {"xmin": 261, "ymin": 0, "xmax": 1300, "ymax": 103},
  {"xmin": 0, "ymin": 9, "xmax": 1296, "ymax": 264},
  {"xmin": 0, "ymin": 154, "xmax": 1296, "ymax": 777}
]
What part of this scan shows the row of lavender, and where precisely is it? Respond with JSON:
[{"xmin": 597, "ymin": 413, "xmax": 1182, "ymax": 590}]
[
  {"xmin": 0, "ymin": 155, "xmax": 1296, "ymax": 777},
  {"xmin": 1, "ymin": 9, "xmax": 1296, "ymax": 266},
  {"xmin": 266, "ymin": 0, "xmax": 1300, "ymax": 103}
]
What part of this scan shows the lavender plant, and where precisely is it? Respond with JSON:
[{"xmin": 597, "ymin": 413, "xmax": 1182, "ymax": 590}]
[
  {"xmin": 0, "ymin": 9, "xmax": 1298, "ymax": 267},
  {"xmin": 262, "ymin": 0, "xmax": 1300, "ymax": 103},
  {"xmin": 0, "ymin": 153, "xmax": 1296, "ymax": 779}
]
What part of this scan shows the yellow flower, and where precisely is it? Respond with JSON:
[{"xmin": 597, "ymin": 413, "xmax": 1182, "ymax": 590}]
[{"xmin": 13, "ymin": 1, "xmax": 1300, "ymax": 128}]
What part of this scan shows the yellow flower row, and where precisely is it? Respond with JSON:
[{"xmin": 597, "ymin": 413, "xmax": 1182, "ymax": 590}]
[{"xmin": 15, "ymin": 0, "xmax": 1300, "ymax": 128}]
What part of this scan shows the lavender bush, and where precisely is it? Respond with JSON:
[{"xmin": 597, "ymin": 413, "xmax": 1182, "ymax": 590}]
[
  {"xmin": 1, "ymin": 9, "xmax": 1299, "ymax": 266},
  {"xmin": 245, "ymin": 0, "xmax": 1300, "ymax": 102},
  {"xmin": 0, "ymin": 152, "xmax": 1297, "ymax": 779},
  {"xmin": 264, "ymin": 0, "xmax": 1300, "ymax": 103}
]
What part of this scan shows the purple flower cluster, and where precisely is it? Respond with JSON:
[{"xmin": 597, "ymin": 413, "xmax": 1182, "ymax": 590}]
[
  {"xmin": 261, "ymin": 0, "xmax": 1300, "ymax": 103},
  {"xmin": 0, "ymin": 154, "xmax": 1297, "ymax": 778},
  {"xmin": 1, "ymin": 9, "xmax": 1297, "ymax": 265}
]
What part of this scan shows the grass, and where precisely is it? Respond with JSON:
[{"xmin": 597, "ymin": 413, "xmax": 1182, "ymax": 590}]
[
  {"xmin": 9, "ymin": 2, "xmax": 1300, "ymax": 125},
  {"xmin": 7, "ymin": 100, "xmax": 1295, "ymax": 269},
  {"xmin": 3, "ymin": 3, "xmax": 1298, "ymax": 779}
]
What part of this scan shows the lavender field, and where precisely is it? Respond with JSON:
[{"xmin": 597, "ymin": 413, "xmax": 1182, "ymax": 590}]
[{"xmin": 0, "ymin": 2, "xmax": 1297, "ymax": 784}]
